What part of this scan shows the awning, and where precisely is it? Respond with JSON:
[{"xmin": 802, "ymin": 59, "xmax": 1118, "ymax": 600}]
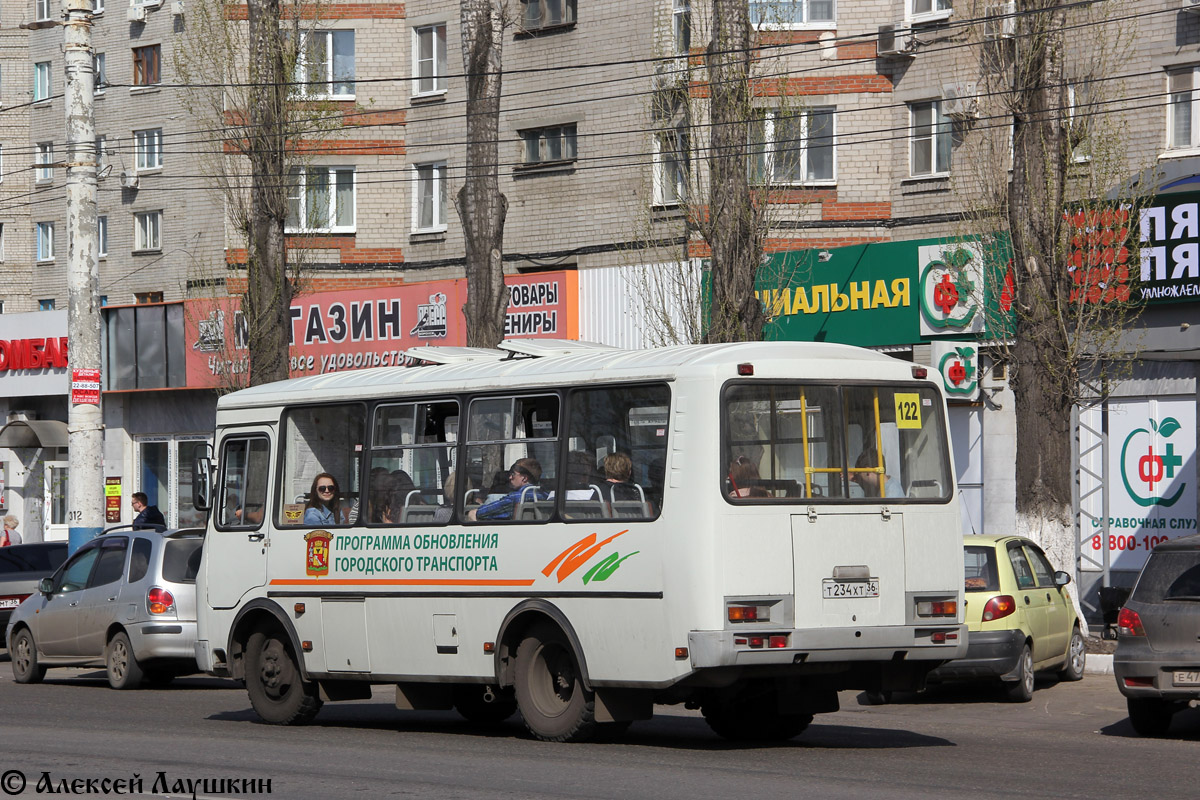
[{"xmin": 0, "ymin": 419, "xmax": 69, "ymax": 448}]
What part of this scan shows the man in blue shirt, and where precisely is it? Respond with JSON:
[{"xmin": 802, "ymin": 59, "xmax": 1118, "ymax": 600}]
[{"xmin": 468, "ymin": 458, "xmax": 547, "ymax": 521}]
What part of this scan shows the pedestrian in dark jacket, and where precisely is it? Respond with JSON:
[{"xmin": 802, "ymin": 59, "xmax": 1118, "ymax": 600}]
[{"xmin": 131, "ymin": 492, "xmax": 166, "ymax": 529}]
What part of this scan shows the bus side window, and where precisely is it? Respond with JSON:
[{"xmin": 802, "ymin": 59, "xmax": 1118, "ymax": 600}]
[
  {"xmin": 464, "ymin": 394, "xmax": 559, "ymax": 524},
  {"xmin": 562, "ymin": 384, "xmax": 670, "ymax": 523},
  {"xmin": 367, "ymin": 400, "xmax": 460, "ymax": 526},
  {"xmin": 278, "ymin": 403, "xmax": 366, "ymax": 527}
]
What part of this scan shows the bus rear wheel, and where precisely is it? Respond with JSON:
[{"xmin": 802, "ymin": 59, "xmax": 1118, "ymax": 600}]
[
  {"xmin": 245, "ymin": 628, "xmax": 323, "ymax": 725},
  {"xmin": 513, "ymin": 622, "xmax": 598, "ymax": 742},
  {"xmin": 702, "ymin": 684, "xmax": 813, "ymax": 742}
]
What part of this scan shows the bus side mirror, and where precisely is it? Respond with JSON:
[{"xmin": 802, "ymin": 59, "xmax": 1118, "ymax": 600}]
[{"xmin": 193, "ymin": 455, "xmax": 214, "ymax": 512}]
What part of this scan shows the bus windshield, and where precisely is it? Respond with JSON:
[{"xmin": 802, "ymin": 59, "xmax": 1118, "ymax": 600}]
[{"xmin": 723, "ymin": 382, "xmax": 951, "ymax": 502}]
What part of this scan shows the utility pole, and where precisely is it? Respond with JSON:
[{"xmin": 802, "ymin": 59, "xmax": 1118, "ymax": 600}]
[{"xmin": 63, "ymin": 0, "xmax": 102, "ymax": 552}]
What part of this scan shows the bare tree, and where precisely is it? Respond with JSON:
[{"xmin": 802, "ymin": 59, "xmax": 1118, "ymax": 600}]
[
  {"xmin": 704, "ymin": 0, "xmax": 766, "ymax": 343},
  {"xmin": 176, "ymin": 0, "xmax": 343, "ymax": 387},
  {"xmin": 456, "ymin": 0, "xmax": 509, "ymax": 348},
  {"xmin": 959, "ymin": 0, "xmax": 1144, "ymax": 566}
]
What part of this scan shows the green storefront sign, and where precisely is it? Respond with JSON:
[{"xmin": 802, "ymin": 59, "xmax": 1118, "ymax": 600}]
[{"xmin": 752, "ymin": 235, "xmax": 1012, "ymax": 347}]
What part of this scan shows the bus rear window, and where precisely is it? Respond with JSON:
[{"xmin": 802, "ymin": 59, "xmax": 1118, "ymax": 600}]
[{"xmin": 723, "ymin": 382, "xmax": 951, "ymax": 502}]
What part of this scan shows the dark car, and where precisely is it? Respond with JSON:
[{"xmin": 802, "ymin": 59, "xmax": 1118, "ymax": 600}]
[
  {"xmin": 0, "ymin": 543, "xmax": 69, "ymax": 636},
  {"xmin": 1114, "ymin": 533, "xmax": 1200, "ymax": 735}
]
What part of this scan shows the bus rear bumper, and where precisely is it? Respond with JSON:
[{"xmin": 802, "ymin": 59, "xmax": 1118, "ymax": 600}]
[{"xmin": 687, "ymin": 624, "xmax": 968, "ymax": 668}]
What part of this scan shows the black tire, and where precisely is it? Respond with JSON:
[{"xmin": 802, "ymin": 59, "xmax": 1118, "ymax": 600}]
[
  {"xmin": 1059, "ymin": 627, "xmax": 1086, "ymax": 682},
  {"xmin": 453, "ymin": 684, "xmax": 518, "ymax": 724},
  {"xmin": 244, "ymin": 628, "xmax": 323, "ymax": 725},
  {"xmin": 1127, "ymin": 697, "xmax": 1177, "ymax": 737},
  {"xmin": 702, "ymin": 684, "xmax": 813, "ymax": 742},
  {"xmin": 1005, "ymin": 644, "xmax": 1035, "ymax": 703},
  {"xmin": 513, "ymin": 622, "xmax": 598, "ymax": 742},
  {"xmin": 11, "ymin": 627, "xmax": 46, "ymax": 684},
  {"xmin": 106, "ymin": 632, "xmax": 144, "ymax": 690},
  {"xmin": 862, "ymin": 690, "xmax": 893, "ymax": 706}
]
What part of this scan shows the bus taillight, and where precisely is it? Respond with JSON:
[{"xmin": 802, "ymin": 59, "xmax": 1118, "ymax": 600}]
[
  {"xmin": 728, "ymin": 605, "xmax": 767, "ymax": 622},
  {"xmin": 917, "ymin": 600, "xmax": 957, "ymax": 617}
]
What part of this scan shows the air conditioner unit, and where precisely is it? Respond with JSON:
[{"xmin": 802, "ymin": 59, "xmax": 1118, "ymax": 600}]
[
  {"xmin": 171, "ymin": 0, "xmax": 183, "ymax": 14},
  {"xmin": 126, "ymin": 4, "xmax": 146, "ymax": 21},
  {"xmin": 120, "ymin": 169, "xmax": 139, "ymax": 189},
  {"xmin": 942, "ymin": 82, "xmax": 979, "ymax": 119},
  {"xmin": 877, "ymin": 23, "xmax": 913, "ymax": 58},
  {"xmin": 984, "ymin": 1, "xmax": 1016, "ymax": 39},
  {"xmin": 1185, "ymin": 0, "xmax": 1200, "ymax": 14}
]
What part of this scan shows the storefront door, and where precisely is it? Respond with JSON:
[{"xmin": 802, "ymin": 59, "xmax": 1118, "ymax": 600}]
[
  {"xmin": 135, "ymin": 435, "xmax": 211, "ymax": 529},
  {"xmin": 42, "ymin": 460, "xmax": 68, "ymax": 542}
]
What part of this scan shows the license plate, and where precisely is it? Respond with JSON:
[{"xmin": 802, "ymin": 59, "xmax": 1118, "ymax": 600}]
[
  {"xmin": 822, "ymin": 579, "xmax": 879, "ymax": 599},
  {"xmin": 0, "ymin": 597, "xmax": 22, "ymax": 609},
  {"xmin": 1173, "ymin": 671, "xmax": 1200, "ymax": 686}
]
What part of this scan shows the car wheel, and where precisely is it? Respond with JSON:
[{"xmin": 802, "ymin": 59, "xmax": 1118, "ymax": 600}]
[
  {"xmin": 513, "ymin": 622, "xmax": 599, "ymax": 742},
  {"xmin": 1059, "ymin": 627, "xmax": 1085, "ymax": 682},
  {"xmin": 453, "ymin": 684, "xmax": 518, "ymax": 725},
  {"xmin": 1127, "ymin": 697, "xmax": 1177, "ymax": 737},
  {"xmin": 11, "ymin": 628, "xmax": 46, "ymax": 684},
  {"xmin": 244, "ymin": 628, "xmax": 322, "ymax": 725},
  {"xmin": 106, "ymin": 632, "xmax": 144, "ymax": 690},
  {"xmin": 1005, "ymin": 644, "xmax": 1035, "ymax": 703}
]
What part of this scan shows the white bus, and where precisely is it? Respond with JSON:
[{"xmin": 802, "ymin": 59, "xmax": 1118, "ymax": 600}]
[{"xmin": 194, "ymin": 340, "xmax": 965, "ymax": 742}]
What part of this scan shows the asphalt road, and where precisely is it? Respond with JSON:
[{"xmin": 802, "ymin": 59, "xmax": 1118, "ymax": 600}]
[{"xmin": 0, "ymin": 663, "xmax": 1196, "ymax": 800}]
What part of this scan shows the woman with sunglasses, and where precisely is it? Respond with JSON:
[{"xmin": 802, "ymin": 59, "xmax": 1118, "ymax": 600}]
[{"xmin": 305, "ymin": 472, "xmax": 347, "ymax": 525}]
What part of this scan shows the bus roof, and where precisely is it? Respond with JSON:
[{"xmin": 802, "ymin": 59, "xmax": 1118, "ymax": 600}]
[{"xmin": 217, "ymin": 340, "xmax": 913, "ymax": 410}]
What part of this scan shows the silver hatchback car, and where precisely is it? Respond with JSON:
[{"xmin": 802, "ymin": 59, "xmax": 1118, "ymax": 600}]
[{"xmin": 5, "ymin": 528, "xmax": 202, "ymax": 689}]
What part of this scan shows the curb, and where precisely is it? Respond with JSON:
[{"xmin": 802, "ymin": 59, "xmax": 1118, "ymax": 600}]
[{"xmin": 1085, "ymin": 653, "xmax": 1114, "ymax": 676}]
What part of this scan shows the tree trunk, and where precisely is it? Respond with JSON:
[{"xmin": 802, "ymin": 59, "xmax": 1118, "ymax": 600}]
[
  {"xmin": 1008, "ymin": 0, "xmax": 1074, "ymax": 568},
  {"xmin": 703, "ymin": 0, "xmax": 764, "ymax": 343},
  {"xmin": 456, "ymin": 0, "xmax": 508, "ymax": 348},
  {"xmin": 244, "ymin": 0, "xmax": 292, "ymax": 385}
]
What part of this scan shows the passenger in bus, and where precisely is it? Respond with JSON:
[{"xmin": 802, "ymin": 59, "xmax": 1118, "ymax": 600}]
[
  {"xmin": 467, "ymin": 458, "xmax": 546, "ymax": 520},
  {"xmin": 433, "ymin": 471, "xmax": 459, "ymax": 524},
  {"xmin": 727, "ymin": 456, "xmax": 769, "ymax": 498},
  {"xmin": 387, "ymin": 473, "xmax": 421, "ymax": 524},
  {"xmin": 851, "ymin": 446, "xmax": 904, "ymax": 498},
  {"xmin": 597, "ymin": 452, "xmax": 640, "ymax": 503},
  {"xmin": 367, "ymin": 471, "xmax": 396, "ymax": 523},
  {"xmin": 304, "ymin": 473, "xmax": 348, "ymax": 525},
  {"xmin": 565, "ymin": 450, "xmax": 602, "ymax": 499}
]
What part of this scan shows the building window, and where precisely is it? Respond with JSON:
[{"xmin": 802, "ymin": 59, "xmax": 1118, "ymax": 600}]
[
  {"xmin": 286, "ymin": 167, "xmax": 355, "ymax": 232},
  {"xmin": 39, "ymin": 299, "xmax": 55, "ymax": 311},
  {"xmin": 673, "ymin": 0, "xmax": 691, "ymax": 55},
  {"xmin": 93, "ymin": 0, "xmax": 105, "ymax": 14},
  {"xmin": 95, "ymin": 135, "xmax": 107, "ymax": 171},
  {"xmin": 1168, "ymin": 67, "xmax": 1200, "ymax": 151},
  {"xmin": 34, "ymin": 62, "xmax": 50, "ymax": 102},
  {"xmin": 0, "ymin": 145, "xmax": 4, "ymax": 184},
  {"xmin": 134, "ymin": 128, "xmax": 163, "ymax": 170},
  {"xmin": 910, "ymin": 0, "xmax": 951, "ymax": 22},
  {"xmin": 36, "ymin": 222, "xmax": 54, "ymax": 261},
  {"xmin": 652, "ymin": 128, "xmax": 689, "ymax": 206},
  {"xmin": 910, "ymin": 100, "xmax": 953, "ymax": 176},
  {"xmin": 94, "ymin": 53, "xmax": 106, "ymax": 94},
  {"xmin": 413, "ymin": 162, "xmax": 447, "ymax": 231},
  {"xmin": 36, "ymin": 143, "xmax": 53, "ymax": 182},
  {"xmin": 0, "ymin": 223, "xmax": 5, "ymax": 262},
  {"xmin": 35, "ymin": 0, "xmax": 52, "ymax": 21},
  {"xmin": 135, "ymin": 211, "xmax": 162, "ymax": 251},
  {"xmin": 750, "ymin": 107, "xmax": 834, "ymax": 185},
  {"xmin": 132, "ymin": 45, "xmax": 161, "ymax": 87},
  {"xmin": 750, "ymin": 0, "xmax": 834, "ymax": 27},
  {"xmin": 297, "ymin": 30, "xmax": 355, "ymax": 98},
  {"xmin": 1067, "ymin": 83, "xmax": 1092, "ymax": 163},
  {"xmin": 519, "ymin": 124, "xmax": 577, "ymax": 166},
  {"xmin": 136, "ymin": 291, "xmax": 163, "ymax": 304},
  {"xmin": 413, "ymin": 24, "xmax": 447, "ymax": 96},
  {"xmin": 521, "ymin": 0, "xmax": 575, "ymax": 31},
  {"xmin": 98, "ymin": 215, "xmax": 108, "ymax": 257}
]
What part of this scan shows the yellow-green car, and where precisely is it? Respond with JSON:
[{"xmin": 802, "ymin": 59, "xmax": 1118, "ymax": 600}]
[{"xmin": 929, "ymin": 535, "xmax": 1085, "ymax": 702}]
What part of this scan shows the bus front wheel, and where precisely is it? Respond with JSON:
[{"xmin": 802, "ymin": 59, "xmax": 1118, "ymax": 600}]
[
  {"xmin": 245, "ymin": 628, "xmax": 323, "ymax": 725},
  {"xmin": 513, "ymin": 622, "xmax": 598, "ymax": 742}
]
